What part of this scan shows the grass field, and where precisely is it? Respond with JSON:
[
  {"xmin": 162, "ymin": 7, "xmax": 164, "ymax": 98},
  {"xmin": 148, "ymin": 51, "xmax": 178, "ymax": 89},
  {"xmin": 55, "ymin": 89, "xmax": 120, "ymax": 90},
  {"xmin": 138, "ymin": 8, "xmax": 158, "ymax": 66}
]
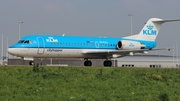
[{"xmin": 0, "ymin": 65, "xmax": 180, "ymax": 101}]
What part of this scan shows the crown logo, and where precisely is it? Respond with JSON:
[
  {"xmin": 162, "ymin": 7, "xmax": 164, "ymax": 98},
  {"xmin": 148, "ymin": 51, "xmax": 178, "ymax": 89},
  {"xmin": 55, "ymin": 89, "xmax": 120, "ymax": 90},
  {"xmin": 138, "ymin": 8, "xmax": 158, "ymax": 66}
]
[
  {"xmin": 146, "ymin": 24, "xmax": 153, "ymax": 30},
  {"xmin": 129, "ymin": 43, "xmax": 134, "ymax": 47}
]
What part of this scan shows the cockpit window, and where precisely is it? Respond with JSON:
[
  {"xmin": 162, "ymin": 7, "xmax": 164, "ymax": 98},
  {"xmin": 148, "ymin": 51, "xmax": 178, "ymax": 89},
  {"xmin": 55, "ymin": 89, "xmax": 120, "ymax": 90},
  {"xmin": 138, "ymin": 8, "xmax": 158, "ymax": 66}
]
[
  {"xmin": 24, "ymin": 40, "xmax": 29, "ymax": 43},
  {"xmin": 18, "ymin": 40, "xmax": 32, "ymax": 44},
  {"xmin": 29, "ymin": 40, "xmax": 32, "ymax": 44},
  {"xmin": 18, "ymin": 40, "xmax": 25, "ymax": 43}
]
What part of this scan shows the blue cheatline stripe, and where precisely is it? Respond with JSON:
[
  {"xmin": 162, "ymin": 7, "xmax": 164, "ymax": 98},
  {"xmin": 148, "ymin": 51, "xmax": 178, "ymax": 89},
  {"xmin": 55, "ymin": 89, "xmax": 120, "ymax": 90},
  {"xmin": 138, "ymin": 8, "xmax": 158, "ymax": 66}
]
[{"xmin": 9, "ymin": 47, "xmax": 117, "ymax": 50}]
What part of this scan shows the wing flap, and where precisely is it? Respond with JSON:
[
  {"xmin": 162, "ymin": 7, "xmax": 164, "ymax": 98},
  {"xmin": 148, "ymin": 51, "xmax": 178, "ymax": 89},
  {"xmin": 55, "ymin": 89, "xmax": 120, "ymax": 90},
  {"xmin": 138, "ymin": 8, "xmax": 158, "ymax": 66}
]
[{"xmin": 82, "ymin": 48, "xmax": 170, "ymax": 55}]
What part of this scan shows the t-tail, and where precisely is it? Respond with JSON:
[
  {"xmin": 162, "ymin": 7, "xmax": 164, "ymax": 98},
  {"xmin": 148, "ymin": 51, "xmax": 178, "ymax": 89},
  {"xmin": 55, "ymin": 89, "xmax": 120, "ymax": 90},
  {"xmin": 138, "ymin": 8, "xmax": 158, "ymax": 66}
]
[{"xmin": 126, "ymin": 18, "xmax": 180, "ymax": 41}]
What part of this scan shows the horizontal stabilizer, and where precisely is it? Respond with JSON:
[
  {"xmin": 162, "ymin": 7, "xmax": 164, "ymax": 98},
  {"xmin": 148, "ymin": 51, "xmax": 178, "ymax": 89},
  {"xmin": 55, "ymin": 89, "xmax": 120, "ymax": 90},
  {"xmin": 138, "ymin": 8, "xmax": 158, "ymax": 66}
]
[{"xmin": 152, "ymin": 19, "xmax": 180, "ymax": 23}]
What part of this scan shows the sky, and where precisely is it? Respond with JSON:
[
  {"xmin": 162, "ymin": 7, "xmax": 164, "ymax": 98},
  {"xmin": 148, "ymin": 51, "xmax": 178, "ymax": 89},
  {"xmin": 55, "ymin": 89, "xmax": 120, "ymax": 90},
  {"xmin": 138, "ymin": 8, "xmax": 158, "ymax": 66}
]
[{"xmin": 1, "ymin": 0, "xmax": 180, "ymax": 57}]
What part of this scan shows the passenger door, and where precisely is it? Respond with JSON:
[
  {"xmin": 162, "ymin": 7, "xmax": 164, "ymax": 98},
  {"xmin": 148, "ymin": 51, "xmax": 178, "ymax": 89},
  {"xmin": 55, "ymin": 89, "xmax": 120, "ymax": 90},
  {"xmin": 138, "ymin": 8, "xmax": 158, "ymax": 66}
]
[{"xmin": 37, "ymin": 37, "xmax": 45, "ymax": 54}]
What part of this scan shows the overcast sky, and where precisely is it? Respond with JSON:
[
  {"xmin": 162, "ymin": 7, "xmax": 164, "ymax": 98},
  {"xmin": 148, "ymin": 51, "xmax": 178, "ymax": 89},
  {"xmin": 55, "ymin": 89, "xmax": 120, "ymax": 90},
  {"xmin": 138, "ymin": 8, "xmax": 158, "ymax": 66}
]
[{"xmin": 1, "ymin": 0, "xmax": 180, "ymax": 56}]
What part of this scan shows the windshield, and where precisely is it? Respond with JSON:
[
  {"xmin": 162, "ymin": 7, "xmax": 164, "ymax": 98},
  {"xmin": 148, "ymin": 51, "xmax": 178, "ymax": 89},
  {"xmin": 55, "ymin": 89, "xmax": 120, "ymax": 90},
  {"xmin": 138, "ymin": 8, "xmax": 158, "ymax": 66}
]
[{"xmin": 18, "ymin": 40, "xmax": 32, "ymax": 44}]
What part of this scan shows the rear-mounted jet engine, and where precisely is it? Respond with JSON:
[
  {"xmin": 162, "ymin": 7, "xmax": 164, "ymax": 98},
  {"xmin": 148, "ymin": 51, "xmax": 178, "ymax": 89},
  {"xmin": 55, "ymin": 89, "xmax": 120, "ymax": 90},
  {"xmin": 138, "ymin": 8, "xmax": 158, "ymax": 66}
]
[{"xmin": 117, "ymin": 40, "xmax": 145, "ymax": 50}]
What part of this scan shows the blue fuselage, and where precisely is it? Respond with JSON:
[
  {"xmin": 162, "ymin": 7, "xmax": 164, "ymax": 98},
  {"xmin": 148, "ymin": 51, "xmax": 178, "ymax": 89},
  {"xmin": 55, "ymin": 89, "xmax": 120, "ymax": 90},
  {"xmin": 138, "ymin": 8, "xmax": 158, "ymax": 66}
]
[{"xmin": 9, "ymin": 35, "xmax": 156, "ymax": 50}]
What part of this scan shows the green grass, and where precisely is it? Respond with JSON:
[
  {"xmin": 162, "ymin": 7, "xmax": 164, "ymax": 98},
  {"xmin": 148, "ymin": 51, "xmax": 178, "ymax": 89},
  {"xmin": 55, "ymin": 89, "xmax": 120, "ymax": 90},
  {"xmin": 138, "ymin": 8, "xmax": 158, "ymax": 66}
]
[{"xmin": 0, "ymin": 66, "xmax": 180, "ymax": 101}]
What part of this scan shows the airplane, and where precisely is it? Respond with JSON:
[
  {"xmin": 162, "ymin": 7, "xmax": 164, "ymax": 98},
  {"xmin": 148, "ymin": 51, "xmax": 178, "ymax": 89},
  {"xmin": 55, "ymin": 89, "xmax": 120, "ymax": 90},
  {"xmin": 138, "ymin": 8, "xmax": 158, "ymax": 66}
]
[{"xmin": 8, "ymin": 18, "xmax": 180, "ymax": 66}]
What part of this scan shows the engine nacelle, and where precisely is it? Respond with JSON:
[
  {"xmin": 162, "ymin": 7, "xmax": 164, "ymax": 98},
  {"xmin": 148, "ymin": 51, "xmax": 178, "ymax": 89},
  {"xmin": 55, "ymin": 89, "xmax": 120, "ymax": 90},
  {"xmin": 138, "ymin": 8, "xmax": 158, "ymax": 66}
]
[{"xmin": 117, "ymin": 40, "xmax": 145, "ymax": 50}]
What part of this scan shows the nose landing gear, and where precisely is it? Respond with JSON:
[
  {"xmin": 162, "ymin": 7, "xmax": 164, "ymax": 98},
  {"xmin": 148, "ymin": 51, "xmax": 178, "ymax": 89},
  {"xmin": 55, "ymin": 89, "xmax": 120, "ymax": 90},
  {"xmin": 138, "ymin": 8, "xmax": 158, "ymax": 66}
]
[{"xmin": 29, "ymin": 61, "xmax": 35, "ymax": 65}]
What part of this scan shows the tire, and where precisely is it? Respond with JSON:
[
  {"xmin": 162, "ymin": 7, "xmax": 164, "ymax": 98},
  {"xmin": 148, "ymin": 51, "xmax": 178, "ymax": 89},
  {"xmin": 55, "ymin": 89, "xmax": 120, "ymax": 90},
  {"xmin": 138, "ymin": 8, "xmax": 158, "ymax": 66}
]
[{"xmin": 29, "ymin": 61, "xmax": 35, "ymax": 65}]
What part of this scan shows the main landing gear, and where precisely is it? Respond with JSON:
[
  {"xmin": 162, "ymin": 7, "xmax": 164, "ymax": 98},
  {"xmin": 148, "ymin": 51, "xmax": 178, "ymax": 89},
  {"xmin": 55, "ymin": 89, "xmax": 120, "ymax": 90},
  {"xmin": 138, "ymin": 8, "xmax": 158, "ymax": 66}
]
[
  {"xmin": 84, "ymin": 59, "xmax": 112, "ymax": 67},
  {"xmin": 84, "ymin": 60, "xmax": 92, "ymax": 66},
  {"xmin": 103, "ymin": 60, "xmax": 112, "ymax": 67}
]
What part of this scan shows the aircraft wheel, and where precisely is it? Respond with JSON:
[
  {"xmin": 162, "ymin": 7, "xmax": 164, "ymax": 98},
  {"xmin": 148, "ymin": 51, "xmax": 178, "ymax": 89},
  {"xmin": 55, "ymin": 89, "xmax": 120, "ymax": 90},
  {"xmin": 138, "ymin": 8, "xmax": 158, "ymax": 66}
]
[
  {"xmin": 29, "ymin": 61, "xmax": 35, "ymax": 65},
  {"xmin": 84, "ymin": 60, "xmax": 92, "ymax": 66},
  {"xmin": 103, "ymin": 60, "xmax": 112, "ymax": 67}
]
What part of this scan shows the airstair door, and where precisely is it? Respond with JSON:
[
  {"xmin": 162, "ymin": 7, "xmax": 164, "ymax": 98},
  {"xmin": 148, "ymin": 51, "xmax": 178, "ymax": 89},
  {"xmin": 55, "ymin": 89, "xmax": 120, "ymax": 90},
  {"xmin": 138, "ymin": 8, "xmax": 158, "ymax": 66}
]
[{"xmin": 37, "ymin": 37, "xmax": 45, "ymax": 54}]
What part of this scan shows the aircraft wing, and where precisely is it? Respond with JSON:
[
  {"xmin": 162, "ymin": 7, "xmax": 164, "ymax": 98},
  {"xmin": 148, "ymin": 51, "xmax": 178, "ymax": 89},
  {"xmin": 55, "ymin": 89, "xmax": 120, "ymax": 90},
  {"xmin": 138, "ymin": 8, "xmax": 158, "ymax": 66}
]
[{"xmin": 82, "ymin": 48, "xmax": 170, "ymax": 58}]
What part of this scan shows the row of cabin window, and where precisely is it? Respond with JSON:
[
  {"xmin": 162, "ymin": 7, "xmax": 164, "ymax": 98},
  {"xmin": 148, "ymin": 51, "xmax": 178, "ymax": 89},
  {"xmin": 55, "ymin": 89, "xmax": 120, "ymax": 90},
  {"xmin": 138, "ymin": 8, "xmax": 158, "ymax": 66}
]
[{"xmin": 50, "ymin": 42, "xmax": 116, "ymax": 47}]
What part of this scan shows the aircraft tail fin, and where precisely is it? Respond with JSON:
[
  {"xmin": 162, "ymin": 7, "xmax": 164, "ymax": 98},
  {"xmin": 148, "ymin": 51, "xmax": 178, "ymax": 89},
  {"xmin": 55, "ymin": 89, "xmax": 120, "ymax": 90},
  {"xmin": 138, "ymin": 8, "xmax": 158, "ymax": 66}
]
[{"xmin": 126, "ymin": 18, "xmax": 180, "ymax": 41}]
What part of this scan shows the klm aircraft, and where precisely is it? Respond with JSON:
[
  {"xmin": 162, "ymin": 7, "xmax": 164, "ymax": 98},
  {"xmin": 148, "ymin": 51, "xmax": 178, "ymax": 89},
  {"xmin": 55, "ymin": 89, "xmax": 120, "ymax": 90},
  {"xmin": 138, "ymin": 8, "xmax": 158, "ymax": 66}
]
[{"xmin": 8, "ymin": 18, "xmax": 180, "ymax": 66}]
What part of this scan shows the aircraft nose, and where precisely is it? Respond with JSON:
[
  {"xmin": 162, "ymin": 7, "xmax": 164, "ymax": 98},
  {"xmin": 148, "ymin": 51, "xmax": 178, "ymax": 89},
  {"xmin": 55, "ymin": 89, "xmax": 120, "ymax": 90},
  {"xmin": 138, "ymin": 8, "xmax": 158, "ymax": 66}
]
[
  {"xmin": 8, "ymin": 48, "xmax": 16, "ymax": 56},
  {"xmin": 8, "ymin": 48, "xmax": 13, "ymax": 54}
]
